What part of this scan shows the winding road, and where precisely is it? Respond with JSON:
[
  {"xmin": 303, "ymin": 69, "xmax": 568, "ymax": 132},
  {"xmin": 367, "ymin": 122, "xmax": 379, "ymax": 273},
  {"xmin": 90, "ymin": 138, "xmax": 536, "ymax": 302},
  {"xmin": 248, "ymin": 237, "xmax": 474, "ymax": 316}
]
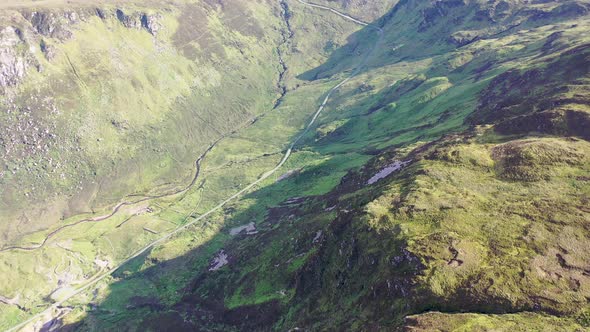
[
  {"xmin": 0, "ymin": 141, "xmax": 214, "ymax": 252},
  {"xmin": 6, "ymin": 2, "xmax": 383, "ymax": 331},
  {"xmin": 0, "ymin": 114, "xmax": 257, "ymax": 253}
]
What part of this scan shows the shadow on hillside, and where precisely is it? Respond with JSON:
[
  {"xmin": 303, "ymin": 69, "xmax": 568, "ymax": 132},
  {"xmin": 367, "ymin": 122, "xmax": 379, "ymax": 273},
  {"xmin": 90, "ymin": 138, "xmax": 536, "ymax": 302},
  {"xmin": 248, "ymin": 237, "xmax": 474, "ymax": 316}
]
[
  {"xmin": 294, "ymin": 0, "xmax": 458, "ymax": 82},
  {"xmin": 295, "ymin": 3, "xmax": 400, "ymax": 82},
  {"xmin": 296, "ymin": 0, "xmax": 590, "ymax": 83},
  {"xmin": 296, "ymin": 22, "xmax": 379, "ymax": 81},
  {"xmin": 57, "ymin": 154, "xmax": 358, "ymax": 331}
]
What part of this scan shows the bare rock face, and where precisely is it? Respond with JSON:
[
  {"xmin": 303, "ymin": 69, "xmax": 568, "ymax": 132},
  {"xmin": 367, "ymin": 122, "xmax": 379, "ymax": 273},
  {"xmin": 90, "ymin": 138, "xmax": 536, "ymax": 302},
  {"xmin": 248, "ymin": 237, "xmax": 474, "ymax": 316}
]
[
  {"xmin": 115, "ymin": 9, "xmax": 161, "ymax": 35},
  {"xmin": 21, "ymin": 11, "xmax": 73, "ymax": 40},
  {"xmin": 116, "ymin": 9, "xmax": 142, "ymax": 29},
  {"xmin": 0, "ymin": 27, "xmax": 29, "ymax": 89},
  {"xmin": 95, "ymin": 8, "xmax": 108, "ymax": 20},
  {"xmin": 0, "ymin": 7, "xmax": 162, "ymax": 92},
  {"xmin": 141, "ymin": 13, "xmax": 161, "ymax": 36},
  {"xmin": 39, "ymin": 39, "xmax": 57, "ymax": 61}
]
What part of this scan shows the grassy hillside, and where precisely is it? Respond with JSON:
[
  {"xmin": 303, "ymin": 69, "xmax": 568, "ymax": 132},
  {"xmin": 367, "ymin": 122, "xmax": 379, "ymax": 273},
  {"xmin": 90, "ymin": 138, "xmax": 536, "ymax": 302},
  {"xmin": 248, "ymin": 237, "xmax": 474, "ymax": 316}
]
[
  {"xmin": 0, "ymin": 0, "xmax": 589, "ymax": 330},
  {"xmin": 0, "ymin": 0, "xmax": 372, "ymax": 328},
  {"xmin": 0, "ymin": 0, "xmax": 285, "ymax": 245}
]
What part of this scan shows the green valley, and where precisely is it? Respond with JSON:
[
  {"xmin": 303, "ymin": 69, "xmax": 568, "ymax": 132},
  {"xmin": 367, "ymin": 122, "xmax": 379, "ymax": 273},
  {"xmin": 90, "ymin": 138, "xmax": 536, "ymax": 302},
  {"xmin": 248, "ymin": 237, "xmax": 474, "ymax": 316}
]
[{"xmin": 0, "ymin": 0, "xmax": 589, "ymax": 331}]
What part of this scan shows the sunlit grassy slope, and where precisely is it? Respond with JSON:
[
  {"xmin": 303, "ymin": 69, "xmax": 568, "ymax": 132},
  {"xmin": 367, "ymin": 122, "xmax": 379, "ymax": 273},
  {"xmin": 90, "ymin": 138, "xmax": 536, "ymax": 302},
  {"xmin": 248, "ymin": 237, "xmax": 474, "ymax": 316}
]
[
  {"xmin": 0, "ymin": 0, "xmax": 283, "ymax": 242},
  {"xmin": 0, "ymin": 0, "xmax": 589, "ymax": 330},
  {"xmin": 0, "ymin": 0, "xmax": 379, "ymax": 328}
]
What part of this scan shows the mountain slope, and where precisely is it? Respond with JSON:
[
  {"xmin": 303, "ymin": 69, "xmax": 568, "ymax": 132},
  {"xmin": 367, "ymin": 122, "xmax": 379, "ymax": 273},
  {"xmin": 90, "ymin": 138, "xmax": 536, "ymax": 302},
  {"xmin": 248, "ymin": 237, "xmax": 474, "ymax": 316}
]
[
  {"xmin": 0, "ymin": 0, "xmax": 589, "ymax": 331},
  {"xmin": 0, "ymin": 0, "xmax": 282, "ymax": 245}
]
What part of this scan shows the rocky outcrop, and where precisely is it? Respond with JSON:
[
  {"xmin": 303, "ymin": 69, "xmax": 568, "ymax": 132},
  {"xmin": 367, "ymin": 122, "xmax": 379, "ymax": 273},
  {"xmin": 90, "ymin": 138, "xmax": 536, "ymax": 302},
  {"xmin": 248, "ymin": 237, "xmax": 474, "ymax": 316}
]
[
  {"xmin": 0, "ymin": 27, "xmax": 31, "ymax": 89},
  {"xmin": 19, "ymin": 7, "xmax": 162, "ymax": 43},
  {"xmin": 21, "ymin": 11, "xmax": 73, "ymax": 41},
  {"xmin": 39, "ymin": 39, "xmax": 57, "ymax": 61},
  {"xmin": 115, "ymin": 9, "xmax": 142, "ymax": 29},
  {"xmin": 141, "ymin": 13, "xmax": 161, "ymax": 36},
  {"xmin": 0, "ymin": 7, "xmax": 162, "ymax": 91},
  {"xmin": 115, "ymin": 9, "xmax": 161, "ymax": 35}
]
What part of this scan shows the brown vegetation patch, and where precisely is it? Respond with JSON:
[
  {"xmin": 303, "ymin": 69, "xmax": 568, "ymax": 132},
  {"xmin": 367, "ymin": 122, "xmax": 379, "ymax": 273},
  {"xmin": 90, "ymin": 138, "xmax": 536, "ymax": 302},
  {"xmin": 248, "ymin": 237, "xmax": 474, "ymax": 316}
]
[
  {"xmin": 172, "ymin": 0, "xmax": 264, "ymax": 60},
  {"xmin": 491, "ymin": 139, "xmax": 585, "ymax": 181},
  {"xmin": 204, "ymin": 0, "xmax": 264, "ymax": 39},
  {"xmin": 468, "ymin": 43, "xmax": 590, "ymax": 139}
]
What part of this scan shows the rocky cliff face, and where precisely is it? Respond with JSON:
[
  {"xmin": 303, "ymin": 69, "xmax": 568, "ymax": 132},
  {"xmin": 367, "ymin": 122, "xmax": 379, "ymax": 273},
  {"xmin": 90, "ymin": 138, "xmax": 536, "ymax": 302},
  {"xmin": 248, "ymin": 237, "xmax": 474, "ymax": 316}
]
[
  {"xmin": 0, "ymin": 7, "xmax": 161, "ymax": 93},
  {"xmin": 115, "ymin": 9, "xmax": 162, "ymax": 35},
  {"xmin": 21, "ymin": 10, "xmax": 75, "ymax": 40},
  {"xmin": 20, "ymin": 7, "xmax": 162, "ymax": 40},
  {"xmin": 0, "ymin": 26, "xmax": 34, "ymax": 90}
]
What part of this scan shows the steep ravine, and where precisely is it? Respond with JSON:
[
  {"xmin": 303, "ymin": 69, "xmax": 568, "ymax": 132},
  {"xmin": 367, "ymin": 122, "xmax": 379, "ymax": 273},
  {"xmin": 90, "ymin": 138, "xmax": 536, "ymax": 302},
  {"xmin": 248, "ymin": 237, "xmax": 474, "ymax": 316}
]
[{"xmin": 274, "ymin": 0, "xmax": 294, "ymax": 109}]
